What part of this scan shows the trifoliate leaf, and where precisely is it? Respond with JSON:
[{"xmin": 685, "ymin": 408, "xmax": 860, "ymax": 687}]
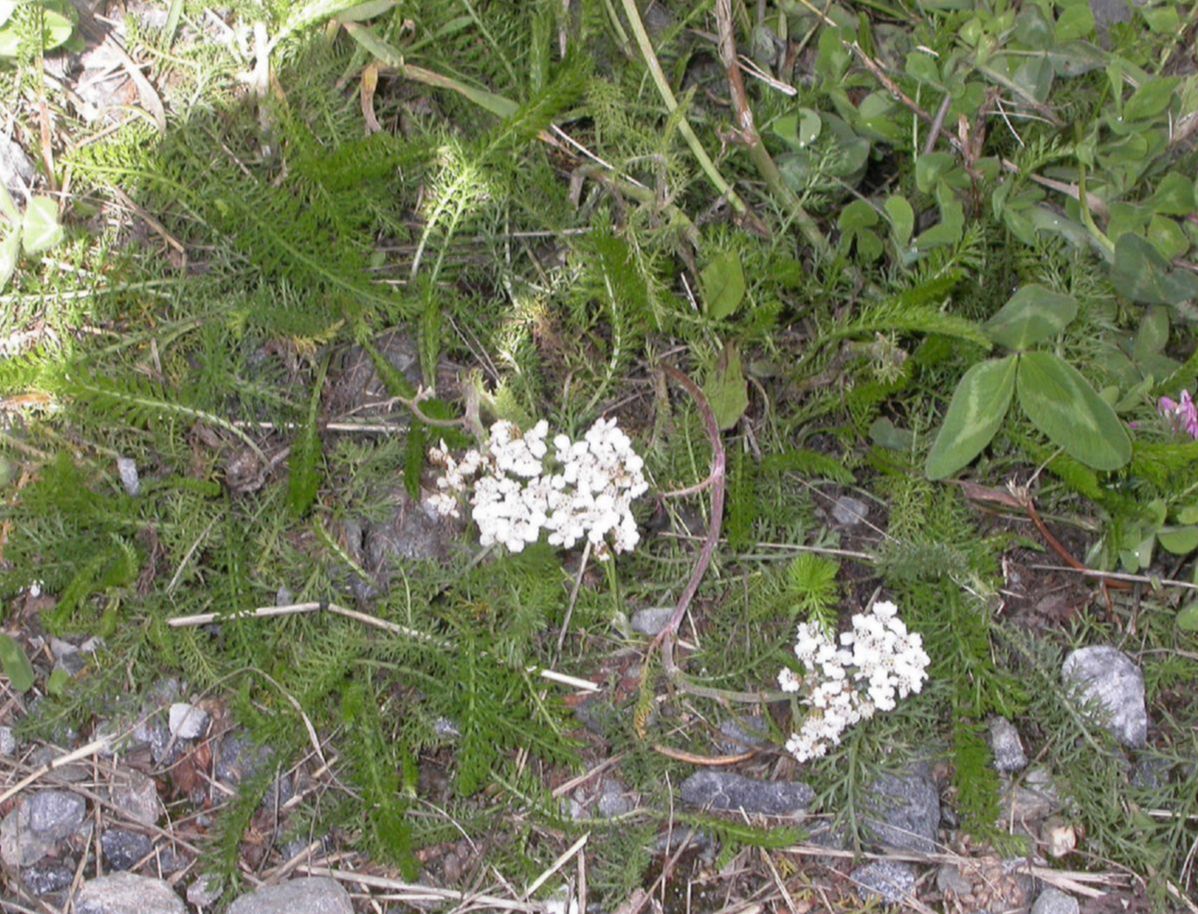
[
  {"xmin": 985, "ymin": 284, "xmax": 1079, "ymax": 350},
  {"xmin": 926, "ymin": 355, "xmax": 1017, "ymax": 479},
  {"xmin": 1016, "ymin": 351, "xmax": 1131, "ymax": 471},
  {"xmin": 701, "ymin": 250, "xmax": 746, "ymax": 320},
  {"xmin": 0, "ymin": 634, "xmax": 35, "ymax": 693},
  {"xmin": 21, "ymin": 197, "xmax": 63, "ymax": 254},
  {"xmin": 704, "ymin": 343, "xmax": 749, "ymax": 431}
]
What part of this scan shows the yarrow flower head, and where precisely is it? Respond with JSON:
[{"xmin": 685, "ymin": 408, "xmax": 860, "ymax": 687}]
[
  {"xmin": 429, "ymin": 417, "xmax": 648, "ymax": 559},
  {"xmin": 1158, "ymin": 390, "xmax": 1198, "ymax": 440},
  {"xmin": 778, "ymin": 600, "xmax": 929, "ymax": 762}
]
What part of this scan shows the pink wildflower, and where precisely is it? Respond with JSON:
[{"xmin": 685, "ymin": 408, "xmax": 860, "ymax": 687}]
[{"xmin": 1158, "ymin": 390, "xmax": 1198, "ymax": 439}]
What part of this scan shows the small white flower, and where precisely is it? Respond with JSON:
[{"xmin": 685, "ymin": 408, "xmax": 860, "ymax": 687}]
[{"xmin": 780, "ymin": 599, "xmax": 929, "ymax": 763}]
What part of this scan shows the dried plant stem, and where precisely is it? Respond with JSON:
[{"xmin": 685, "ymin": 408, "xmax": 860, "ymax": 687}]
[
  {"xmin": 618, "ymin": 0, "xmax": 766, "ymax": 234},
  {"xmin": 650, "ymin": 365, "xmax": 725, "ymax": 681},
  {"xmin": 167, "ymin": 602, "xmax": 600, "ymax": 692},
  {"xmin": 714, "ymin": 0, "xmax": 829, "ymax": 254}
]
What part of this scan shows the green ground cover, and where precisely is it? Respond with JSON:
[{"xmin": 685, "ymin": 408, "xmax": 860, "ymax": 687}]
[{"xmin": 1, "ymin": 0, "xmax": 1197, "ymax": 910}]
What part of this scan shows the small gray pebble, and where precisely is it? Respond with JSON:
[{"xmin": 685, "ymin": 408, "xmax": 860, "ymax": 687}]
[
  {"xmin": 1032, "ymin": 887, "xmax": 1080, "ymax": 914},
  {"xmin": 988, "ymin": 717, "xmax": 1028, "ymax": 772},
  {"xmin": 630, "ymin": 607, "xmax": 673, "ymax": 636},
  {"xmin": 853, "ymin": 860, "xmax": 916, "ymax": 904},
  {"xmin": 831, "ymin": 495, "xmax": 870, "ymax": 527}
]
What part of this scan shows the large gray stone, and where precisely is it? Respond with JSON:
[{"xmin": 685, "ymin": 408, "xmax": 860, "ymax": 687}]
[
  {"xmin": 679, "ymin": 771, "xmax": 814, "ymax": 817},
  {"xmin": 988, "ymin": 716, "xmax": 1028, "ymax": 772},
  {"xmin": 1062, "ymin": 646, "xmax": 1148, "ymax": 747},
  {"xmin": 1, "ymin": 790, "xmax": 87, "ymax": 866},
  {"xmin": 227, "ymin": 877, "xmax": 354, "ymax": 914},
  {"xmin": 852, "ymin": 860, "xmax": 916, "ymax": 904},
  {"xmin": 75, "ymin": 872, "xmax": 186, "ymax": 914},
  {"xmin": 862, "ymin": 764, "xmax": 940, "ymax": 853},
  {"xmin": 1032, "ymin": 886, "xmax": 1080, "ymax": 914}
]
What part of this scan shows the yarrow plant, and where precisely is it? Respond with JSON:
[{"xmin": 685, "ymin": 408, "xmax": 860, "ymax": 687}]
[
  {"xmin": 778, "ymin": 600, "xmax": 930, "ymax": 762},
  {"xmin": 428, "ymin": 417, "xmax": 648, "ymax": 558},
  {"xmin": 1158, "ymin": 391, "xmax": 1198, "ymax": 440}
]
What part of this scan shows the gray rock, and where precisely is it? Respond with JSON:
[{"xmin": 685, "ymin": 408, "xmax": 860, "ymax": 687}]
[
  {"xmin": 188, "ymin": 874, "xmax": 223, "ymax": 908},
  {"xmin": 0, "ymin": 724, "xmax": 16, "ymax": 756},
  {"xmin": 1032, "ymin": 887, "xmax": 1080, "ymax": 914},
  {"xmin": 936, "ymin": 863, "xmax": 972, "ymax": 896},
  {"xmin": 28, "ymin": 790, "xmax": 87, "ymax": 840},
  {"xmin": 988, "ymin": 717, "xmax": 1028, "ymax": 772},
  {"xmin": 861, "ymin": 765, "xmax": 940, "ymax": 853},
  {"xmin": 630, "ymin": 607, "xmax": 673, "ymax": 636},
  {"xmin": 107, "ymin": 770, "xmax": 162, "ymax": 826},
  {"xmin": 679, "ymin": 771, "xmax": 814, "ymax": 817},
  {"xmin": 0, "ymin": 134, "xmax": 34, "ymax": 198},
  {"xmin": 217, "ymin": 732, "xmax": 275, "ymax": 786},
  {"xmin": 1090, "ymin": 0, "xmax": 1132, "ymax": 43},
  {"xmin": 831, "ymin": 495, "xmax": 869, "ymax": 527},
  {"xmin": 76, "ymin": 872, "xmax": 186, "ymax": 914},
  {"xmin": 168, "ymin": 702, "xmax": 209, "ymax": 739},
  {"xmin": 22, "ymin": 861, "xmax": 75, "ymax": 896},
  {"xmin": 852, "ymin": 860, "xmax": 916, "ymax": 904},
  {"xmin": 1062, "ymin": 646, "xmax": 1148, "ymax": 747},
  {"xmin": 227, "ymin": 877, "xmax": 354, "ymax": 914},
  {"xmin": 1, "ymin": 789, "xmax": 87, "ymax": 866},
  {"xmin": 28, "ymin": 746, "xmax": 89, "ymax": 782},
  {"xmin": 595, "ymin": 779, "xmax": 633, "ymax": 818},
  {"xmin": 102, "ymin": 828, "xmax": 153, "ymax": 870},
  {"xmin": 1003, "ymin": 766, "xmax": 1060, "ymax": 824},
  {"xmin": 1131, "ymin": 754, "xmax": 1173, "ymax": 791},
  {"xmin": 717, "ymin": 715, "xmax": 768, "ymax": 753},
  {"xmin": 362, "ymin": 488, "xmax": 462, "ymax": 573}
]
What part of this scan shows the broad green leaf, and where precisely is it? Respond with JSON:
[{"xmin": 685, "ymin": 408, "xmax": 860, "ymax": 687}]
[
  {"xmin": 47, "ymin": 666, "xmax": 70, "ymax": 696},
  {"xmin": 776, "ymin": 107, "xmax": 822, "ymax": 147},
  {"xmin": 1148, "ymin": 214, "xmax": 1188, "ymax": 260},
  {"xmin": 925, "ymin": 355, "xmax": 1017, "ymax": 479},
  {"xmin": 21, "ymin": 197, "xmax": 63, "ymax": 254},
  {"xmin": 0, "ymin": 227, "xmax": 18, "ymax": 293},
  {"xmin": 0, "ymin": 634, "xmax": 34, "ymax": 692},
  {"xmin": 701, "ymin": 250, "xmax": 746, "ymax": 320},
  {"xmin": 905, "ymin": 51, "xmax": 940, "ymax": 85},
  {"xmin": 1158, "ymin": 526, "xmax": 1198, "ymax": 555},
  {"xmin": 1177, "ymin": 504, "xmax": 1198, "ymax": 525},
  {"xmin": 985, "ymin": 284, "xmax": 1079, "ymax": 350},
  {"xmin": 41, "ymin": 9, "xmax": 73, "ymax": 50},
  {"xmin": 1177, "ymin": 602, "xmax": 1198, "ymax": 631},
  {"xmin": 838, "ymin": 199, "xmax": 878, "ymax": 233},
  {"xmin": 915, "ymin": 152, "xmax": 956, "ymax": 193},
  {"xmin": 0, "ymin": 24, "xmax": 21, "ymax": 57},
  {"xmin": 884, "ymin": 195, "xmax": 914, "ymax": 247},
  {"xmin": 1054, "ymin": 1, "xmax": 1094, "ymax": 40},
  {"xmin": 1123, "ymin": 77, "xmax": 1178, "ymax": 123},
  {"xmin": 1150, "ymin": 172, "xmax": 1196, "ymax": 216},
  {"xmin": 1111, "ymin": 233, "xmax": 1198, "ymax": 305},
  {"xmin": 1133, "ymin": 305, "xmax": 1170, "ymax": 360},
  {"xmin": 914, "ymin": 198, "xmax": 964, "ymax": 249},
  {"xmin": 1016, "ymin": 351, "xmax": 1131, "ymax": 471},
  {"xmin": 704, "ymin": 344, "xmax": 749, "ymax": 431}
]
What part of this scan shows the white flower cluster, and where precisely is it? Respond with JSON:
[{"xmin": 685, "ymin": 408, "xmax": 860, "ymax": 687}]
[
  {"xmin": 429, "ymin": 417, "xmax": 648, "ymax": 558},
  {"xmin": 778, "ymin": 600, "xmax": 929, "ymax": 762}
]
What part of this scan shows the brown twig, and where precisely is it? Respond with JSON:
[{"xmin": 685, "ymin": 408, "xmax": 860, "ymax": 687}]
[
  {"xmin": 649, "ymin": 365, "xmax": 726, "ymax": 680},
  {"xmin": 652, "ymin": 744, "xmax": 756, "ymax": 766},
  {"xmin": 713, "ymin": 0, "xmax": 828, "ymax": 254}
]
